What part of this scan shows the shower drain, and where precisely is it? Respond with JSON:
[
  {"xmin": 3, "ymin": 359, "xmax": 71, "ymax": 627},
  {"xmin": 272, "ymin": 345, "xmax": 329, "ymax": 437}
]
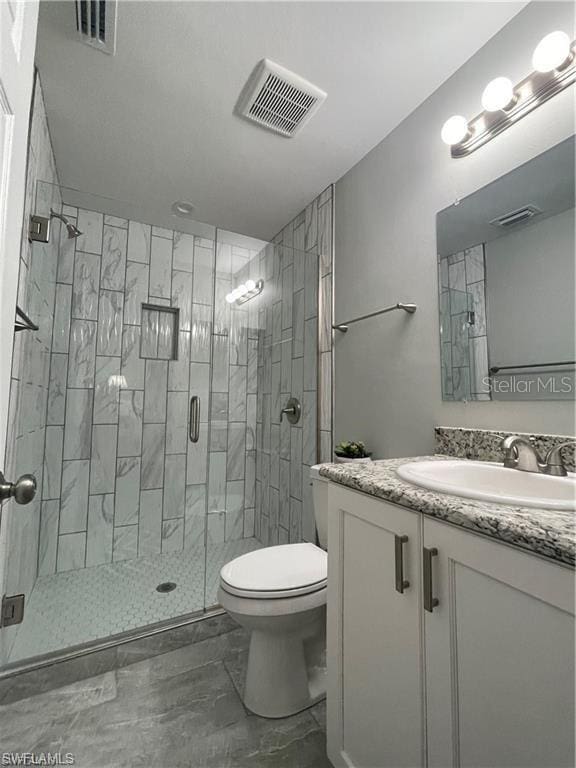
[{"xmin": 156, "ymin": 581, "xmax": 177, "ymax": 593}]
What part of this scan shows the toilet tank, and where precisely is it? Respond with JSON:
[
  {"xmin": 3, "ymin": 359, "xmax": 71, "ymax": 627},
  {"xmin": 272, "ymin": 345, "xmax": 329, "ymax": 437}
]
[{"xmin": 310, "ymin": 465, "xmax": 329, "ymax": 549}]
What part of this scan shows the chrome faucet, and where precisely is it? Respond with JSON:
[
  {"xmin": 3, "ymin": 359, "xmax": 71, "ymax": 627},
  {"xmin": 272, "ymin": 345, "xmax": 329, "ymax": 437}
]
[{"xmin": 501, "ymin": 436, "xmax": 575, "ymax": 476}]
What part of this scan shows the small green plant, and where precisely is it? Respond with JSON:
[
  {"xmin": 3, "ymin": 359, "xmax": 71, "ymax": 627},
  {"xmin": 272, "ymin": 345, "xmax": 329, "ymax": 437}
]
[{"xmin": 334, "ymin": 440, "xmax": 371, "ymax": 459}]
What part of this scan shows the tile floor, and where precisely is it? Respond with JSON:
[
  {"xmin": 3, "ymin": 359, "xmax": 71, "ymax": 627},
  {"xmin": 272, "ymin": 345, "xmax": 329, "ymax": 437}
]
[
  {"xmin": 9, "ymin": 539, "xmax": 263, "ymax": 663},
  {"xmin": 0, "ymin": 618, "xmax": 330, "ymax": 768}
]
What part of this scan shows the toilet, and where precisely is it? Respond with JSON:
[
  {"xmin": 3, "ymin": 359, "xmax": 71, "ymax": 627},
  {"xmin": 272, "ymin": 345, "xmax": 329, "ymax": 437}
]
[{"xmin": 218, "ymin": 465, "xmax": 329, "ymax": 718}]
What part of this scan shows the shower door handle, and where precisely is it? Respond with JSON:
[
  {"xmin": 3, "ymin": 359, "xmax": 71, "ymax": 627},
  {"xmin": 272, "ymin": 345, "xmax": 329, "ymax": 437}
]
[{"xmin": 189, "ymin": 396, "xmax": 200, "ymax": 443}]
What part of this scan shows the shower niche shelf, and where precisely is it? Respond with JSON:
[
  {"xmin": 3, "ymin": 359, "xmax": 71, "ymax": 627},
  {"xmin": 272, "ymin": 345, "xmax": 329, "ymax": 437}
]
[{"xmin": 140, "ymin": 303, "xmax": 179, "ymax": 360}]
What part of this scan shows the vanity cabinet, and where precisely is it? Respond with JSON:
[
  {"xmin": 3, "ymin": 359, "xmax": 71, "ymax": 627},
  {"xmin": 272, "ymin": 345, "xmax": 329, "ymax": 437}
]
[{"xmin": 327, "ymin": 484, "xmax": 575, "ymax": 768}]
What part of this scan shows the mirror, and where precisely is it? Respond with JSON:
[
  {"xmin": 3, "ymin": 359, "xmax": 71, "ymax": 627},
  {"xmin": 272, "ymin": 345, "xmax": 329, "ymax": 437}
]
[{"xmin": 437, "ymin": 136, "xmax": 575, "ymax": 401}]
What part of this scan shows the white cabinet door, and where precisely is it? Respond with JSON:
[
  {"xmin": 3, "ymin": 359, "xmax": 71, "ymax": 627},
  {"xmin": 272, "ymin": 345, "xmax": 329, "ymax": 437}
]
[
  {"xmin": 424, "ymin": 517, "xmax": 575, "ymax": 768},
  {"xmin": 327, "ymin": 486, "xmax": 425, "ymax": 768}
]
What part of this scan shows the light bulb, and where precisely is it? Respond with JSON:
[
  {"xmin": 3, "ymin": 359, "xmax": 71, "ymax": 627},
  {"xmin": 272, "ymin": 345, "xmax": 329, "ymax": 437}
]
[
  {"xmin": 532, "ymin": 31, "xmax": 571, "ymax": 72},
  {"xmin": 441, "ymin": 115, "xmax": 469, "ymax": 146},
  {"xmin": 481, "ymin": 77, "xmax": 515, "ymax": 112},
  {"xmin": 237, "ymin": 284, "xmax": 247, "ymax": 296},
  {"xmin": 245, "ymin": 279, "xmax": 256, "ymax": 292},
  {"xmin": 225, "ymin": 293, "xmax": 236, "ymax": 304}
]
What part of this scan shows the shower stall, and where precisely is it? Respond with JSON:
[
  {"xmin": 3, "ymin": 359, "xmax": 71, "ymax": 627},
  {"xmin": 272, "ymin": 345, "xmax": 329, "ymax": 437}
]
[{"xmin": 1, "ymin": 171, "xmax": 333, "ymax": 671}]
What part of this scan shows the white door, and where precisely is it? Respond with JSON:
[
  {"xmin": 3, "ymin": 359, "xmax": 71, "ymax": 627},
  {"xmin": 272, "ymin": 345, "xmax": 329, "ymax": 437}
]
[
  {"xmin": 0, "ymin": 0, "xmax": 39, "ymax": 657},
  {"xmin": 424, "ymin": 517, "xmax": 575, "ymax": 768},
  {"xmin": 327, "ymin": 486, "xmax": 425, "ymax": 768}
]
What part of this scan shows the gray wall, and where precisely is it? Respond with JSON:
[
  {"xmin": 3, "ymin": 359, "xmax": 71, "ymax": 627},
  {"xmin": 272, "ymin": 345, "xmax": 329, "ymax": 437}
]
[{"xmin": 334, "ymin": 1, "xmax": 575, "ymax": 459}]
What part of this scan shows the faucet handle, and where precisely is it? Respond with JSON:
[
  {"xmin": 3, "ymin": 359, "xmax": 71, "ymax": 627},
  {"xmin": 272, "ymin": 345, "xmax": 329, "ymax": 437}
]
[{"xmin": 543, "ymin": 441, "xmax": 576, "ymax": 477}]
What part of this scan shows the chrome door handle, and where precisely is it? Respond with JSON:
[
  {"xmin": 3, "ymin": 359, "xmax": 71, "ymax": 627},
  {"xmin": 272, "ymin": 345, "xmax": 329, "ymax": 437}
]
[
  {"xmin": 0, "ymin": 471, "xmax": 37, "ymax": 505},
  {"xmin": 423, "ymin": 547, "xmax": 439, "ymax": 612},
  {"xmin": 189, "ymin": 396, "xmax": 200, "ymax": 443},
  {"xmin": 394, "ymin": 535, "xmax": 410, "ymax": 594}
]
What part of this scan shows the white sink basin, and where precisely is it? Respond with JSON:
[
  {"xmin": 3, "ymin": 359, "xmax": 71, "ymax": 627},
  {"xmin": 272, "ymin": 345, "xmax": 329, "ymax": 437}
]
[{"xmin": 396, "ymin": 460, "xmax": 576, "ymax": 511}]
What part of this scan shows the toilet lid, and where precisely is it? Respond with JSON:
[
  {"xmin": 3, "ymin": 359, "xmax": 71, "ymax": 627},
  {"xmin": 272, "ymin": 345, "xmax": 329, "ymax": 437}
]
[{"xmin": 220, "ymin": 543, "xmax": 327, "ymax": 598}]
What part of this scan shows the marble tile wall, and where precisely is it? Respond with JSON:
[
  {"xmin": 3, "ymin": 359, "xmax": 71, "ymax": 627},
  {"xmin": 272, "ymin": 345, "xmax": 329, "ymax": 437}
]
[
  {"xmin": 252, "ymin": 186, "xmax": 334, "ymax": 546},
  {"xmin": 438, "ymin": 244, "xmax": 489, "ymax": 401},
  {"xmin": 2, "ymin": 73, "xmax": 62, "ymax": 664},
  {"xmin": 38, "ymin": 209, "xmax": 222, "ymax": 573}
]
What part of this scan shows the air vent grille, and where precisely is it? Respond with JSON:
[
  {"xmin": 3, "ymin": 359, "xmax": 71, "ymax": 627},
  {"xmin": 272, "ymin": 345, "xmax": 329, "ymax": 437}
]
[
  {"xmin": 489, "ymin": 205, "xmax": 541, "ymax": 228},
  {"xmin": 75, "ymin": 0, "xmax": 117, "ymax": 55},
  {"xmin": 237, "ymin": 59, "xmax": 327, "ymax": 138}
]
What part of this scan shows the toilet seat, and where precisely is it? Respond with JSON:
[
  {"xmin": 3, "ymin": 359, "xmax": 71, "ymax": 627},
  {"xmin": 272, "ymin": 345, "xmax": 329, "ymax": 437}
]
[{"xmin": 220, "ymin": 542, "xmax": 327, "ymax": 599}]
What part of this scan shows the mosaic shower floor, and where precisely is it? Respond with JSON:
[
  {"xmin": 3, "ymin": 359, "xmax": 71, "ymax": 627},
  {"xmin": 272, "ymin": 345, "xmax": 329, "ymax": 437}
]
[{"xmin": 9, "ymin": 538, "xmax": 263, "ymax": 664}]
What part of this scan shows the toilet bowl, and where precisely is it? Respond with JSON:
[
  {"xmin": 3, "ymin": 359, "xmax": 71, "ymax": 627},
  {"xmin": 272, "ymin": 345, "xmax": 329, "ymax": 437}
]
[{"xmin": 218, "ymin": 466, "xmax": 329, "ymax": 718}]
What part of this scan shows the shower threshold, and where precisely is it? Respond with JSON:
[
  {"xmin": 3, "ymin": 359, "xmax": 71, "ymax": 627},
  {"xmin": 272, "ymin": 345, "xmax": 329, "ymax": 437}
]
[{"xmin": 4, "ymin": 538, "xmax": 262, "ymax": 674}]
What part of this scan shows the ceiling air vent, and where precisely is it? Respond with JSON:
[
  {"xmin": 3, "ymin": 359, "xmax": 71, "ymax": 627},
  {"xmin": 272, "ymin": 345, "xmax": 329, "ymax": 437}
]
[
  {"xmin": 236, "ymin": 59, "xmax": 327, "ymax": 138},
  {"xmin": 75, "ymin": 0, "xmax": 117, "ymax": 55},
  {"xmin": 489, "ymin": 205, "xmax": 542, "ymax": 228}
]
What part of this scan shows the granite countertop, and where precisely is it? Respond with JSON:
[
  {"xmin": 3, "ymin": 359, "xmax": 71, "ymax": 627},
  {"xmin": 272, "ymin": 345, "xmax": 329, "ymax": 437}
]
[{"xmin": 319, "ymin": 456, "xmax": 575, "ymax": 567}]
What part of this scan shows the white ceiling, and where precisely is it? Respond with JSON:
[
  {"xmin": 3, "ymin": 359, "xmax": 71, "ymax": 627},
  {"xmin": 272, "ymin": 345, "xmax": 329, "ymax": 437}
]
[{"xmin": 36, "ymin": 1, "xmax": 526, "ymax": 240}]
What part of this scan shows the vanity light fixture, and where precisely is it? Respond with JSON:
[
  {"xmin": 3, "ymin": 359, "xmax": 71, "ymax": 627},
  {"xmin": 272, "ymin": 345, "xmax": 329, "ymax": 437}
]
[
  {"xmin": 441, "ymin": 30, "xmax": 576, "ymax": 157},
  {"xmin": 225, "ymin": 279, "xmax": 264, "ymax": 305}
]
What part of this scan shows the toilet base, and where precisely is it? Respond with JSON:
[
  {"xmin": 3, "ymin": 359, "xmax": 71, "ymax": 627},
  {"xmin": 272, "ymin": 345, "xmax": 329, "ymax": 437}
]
[{"xmin": 218, "ymin": 586, "xmax": 327, "ymax": 719}]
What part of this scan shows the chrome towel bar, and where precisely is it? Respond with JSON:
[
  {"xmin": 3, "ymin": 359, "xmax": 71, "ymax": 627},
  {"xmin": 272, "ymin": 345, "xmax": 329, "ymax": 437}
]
[
  {"xmin": 490, "ymin": 360, "xmax": 576, "ymax": 374},
  {"xmin": 332, "ymin": 302, "xmax": 417, "ymax": 333}
]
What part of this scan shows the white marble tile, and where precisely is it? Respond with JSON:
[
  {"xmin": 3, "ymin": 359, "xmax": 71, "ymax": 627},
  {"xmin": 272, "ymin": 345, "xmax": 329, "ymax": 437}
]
[
  {"xmin": 303, "ymin": 318, "xmax": 317, "ymax": 392},
  {"xmin": 157, "ymin": 309, "xmax": 176, "ymax": 360},
  {"xmin": 319, "ymin": 276, "xmax": 331, "ymax": 353},
  {"xmin": 319, "ymin": 351, "xmax": 331, "ymax": 432},
  {"xmin": 72, "ymin": 253, "xmax": 100, "ymax": 320},
  {"xmin": 101, "ymin": 225, "xmax": 127, "ymax": 291},
  {"xmin": 52, "ymin": 283, "xmax": 72, "ymax": 353},
  {"xmin": 144, "ymin": 360, "xmax": 168, "ymax": 423},
  {"xmin": 112, "ymin": 525, "xmax": 138, "ymax": 562},
  {"xmin": 60, "ymin": 459, "xmax": 90, "ymax": 533},
  {"xmin": 57, "ymin": 228, "xmax": 76, "ymax": 284},
  {"xmin": 207, "ymin": 511, "xmax": 225, "ymax": 544},
  {"xmin": 47, "ymin": 353, "xmax": 67, "ymax": 425},
  {"xmin": 281, "ymin": 265, "xmax": 293, "ymax": 330},
  {"xmin": 57, "ymin": 532, "xmax": 86, "ymax": 572},
  {"xmin": 149, "ymin": 236, "xmax": 172, "ymax": 299},
  {"xmin": 208, "ymin": 452, "xmax": 227, "ymax": 512},
  {"xmin": 186, "ymin": 423, "xmax": 208, "ymax": 485},
  {"xmin": 448, "ymin": 259, "xmax": 466, "ymax": 292},
  {"xmin": 168, "ymin": 331, "xmax": 190, "ymax": 391},
  {"xmin": 247, "ymin": 338, "xmax": 258, "ymax": 394},
  {"xmin": 211, "ymin": 334, "xmax": 229, "ymax": 393},
  {"xmin": 184, "ymin": 484, "xmax": 206, "ymax": 549},
  {"xmin": 469, "ymin": 336, "xmax": 490, "ymax": 395},
  {"xmin": 292, "ymin": 355, "xmax": 303, "ymax": 404},
  {"xmin": 304, "ymin": 198, "xmax": 318, "ymax": 252},
  {"xmin": 63, "ymin": 389, "xmax": 93, "ymax": 459},
  {"xmin": 97, "ymin": 290, "xmax": 123, "ymax": 356},
  {"xmin": 163, "ymin": 454, "xmax": 186, "ymax": 520},
  {"xmin": 452, "ymin": 366, "xmax": 471, "ymax": 401},
  {"xmin": 318, "ymin": 201, "xmax": 332, "ymax": 277},
  {"xmin": 67, "ymin": 319, "xmax": 96, "ymax": 388},
  {"xmin": 229, "ymin": 365, "xmax": 247, "ymax": 421},
  {"xmin": 141, "ymin": 307, "xmax": 159, "ymax": 358},
  {"xmin": 189, "ymin": 362, "xmax": 210, "ymax": 411},
  {"xmin": 225, "ymin": 480, "xmax": 244, "ymax": 541},
  {"xmin": 289, "ymin": 498, "xmax": 302, "ymax": 543},
  {"xmin": 42, "ymin": 426, "xmax": 63, "ymax": 501},
  {"xmin": 279, "ymin": 458, "xmax": 290, "ymax": 528},
  {"xmin": 90, "ymin": 425, "xmax": 117, "ymax": 494},
  {"xmin": 127, "ymin": 221, "xmax": 150, "ymax": 264},
  {"xmin": 193, "ymin": 243, "xmax": 214, "ymax": 305},
  {"xmin": 166, "ymin": 391, "xmax": 188, "ymax": 454},
  {"xmin": 304, "ymin": 252, "xmax": 318, "ymax": 320},
  {"xmin": 290, "ymin": 428, "xmax": 303, "ymax": 501},
  {"xmin": 190, "ymin": 303, "xmax": 212, "ymax": 363},
  {"xmin": 121, "ymin": 325, "xmax": 145, "ymax": 390},
  {"xmin": 302, "ymin": 473, "xmax": 316, "ymax": 543},
  {"xmin": 141, "ymin": 423, "xmax": 165, "ymax": 489},
  {"xmin": 152, "ymin": 225, "xmax": 173, "ymax": 239},
  {"xmin": 468, "ymin": 280, "xmax": 487, "ymax": 338},
  {"xmin": 124, "ymin": 262, "xmax": 149, "ymax": 325},
  {"xmin": 303, "ymin": 390, "xmax": 317, "ymax": 466},
  {"xmin": 93, "ymin": 356, "xmax": 121, "ymax": 424},
  {"xmin": 172, "ymin": 232, "xmax": 194, "ymax": 273},
  {"xmin": 138, "ymin": 489, "xmax": 162, "ymax": 555},
  {"xmin": 451, "ymin": 314, "xmax": 470, "ymax": 368},
  {"xmin": 320, "ymin": 429, "xmax": 332, "ymax": 463},
  {"xmin": 76, "ymin": 210, "xmax": 103, "ymax": 255},
  {"xmin": 246, "ymin": 393, "xmax": 257, "ymax": 451},
  {"xmin": 161, "ymin": 518, "xmax": 184, "ymax": 553},
  {"xmin": 293, "ymin": 247, "xmax": 305, "ymax": 294},
  {"xmin": 104, "ymin": 214, "xmax": 128, "ymax": 228},
  {"xmin": 117, "ymin": 390, "xmax": 143, "ymax": 457},
  {"xmin": 86, "ymin": 494, "xmax": 114, "ymax": 567},
  {"xmin": 465, "ymin": 244, "xmax": 485, "ymax": 284},
  {"xmin": 292, "ymin": 289, "xmax": 304, "ymax": 358},
  {"xmin": 227, "ymin": 423, "xmax": 245, "ymax": 481},
  {"xmin": 38, "ymin": 500, "xmax": 59, "ymax": 576},
  {"xmin": 115, "ymin": 456, "xmax": 141, "ymax": 525},
  {"xmin": 171, "ymin": 270, "xmax": 193, "ymax": 331}
]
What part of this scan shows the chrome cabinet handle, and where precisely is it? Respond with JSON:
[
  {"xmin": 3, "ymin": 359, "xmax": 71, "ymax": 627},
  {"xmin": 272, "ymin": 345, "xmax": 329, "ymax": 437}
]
[
  {"xmin": 189, "ymin": 396, "xmax": 200, "ymax": 443},
  {"xmin": 394, "ymin": 535, "xmax": 410, "ymax": 594},
  {"xmin": 423, "ymin": 547, "xmax": 439, "ymax": 612},
  {"xmin": 0, "ymin": 471, "xmax": 37, "ymax": 504}
]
